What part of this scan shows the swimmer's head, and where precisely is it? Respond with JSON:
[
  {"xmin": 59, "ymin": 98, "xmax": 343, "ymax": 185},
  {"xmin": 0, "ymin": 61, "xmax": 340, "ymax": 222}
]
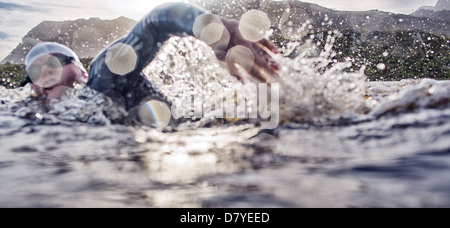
[{"xmin": 24, "ymin": 42, "xmax": 88, "ymax": 99}]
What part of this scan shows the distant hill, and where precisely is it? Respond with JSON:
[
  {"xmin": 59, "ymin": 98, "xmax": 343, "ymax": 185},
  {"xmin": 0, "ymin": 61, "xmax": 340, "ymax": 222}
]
[
  {"xmin": 416, "ymin": 0, "xmax": 450, "ymax": 11},
  {"xmin": 436, "ymin": 0, "xmax": 450, "ymax": 11},
  {"xmin": 194, "ymin": 0, "xmax": 450, "ymax": 38},
  {"xmin": 192, "ymin": 0, "xmax": 449, "ymax": 81},
  {"xmin": 1, "ymin": 17, "xmax": 136, "ymax": 65},
  {"xmin": 3, "ymin": 0, "xmax": 449, "ymax": 66},
  {"xmin": 412, "ymin": 9, "xmax": 450, "ymax": 21},
  {"xmin": 412, "ymin": 0, "xmax": 450, "ymax": 21}
]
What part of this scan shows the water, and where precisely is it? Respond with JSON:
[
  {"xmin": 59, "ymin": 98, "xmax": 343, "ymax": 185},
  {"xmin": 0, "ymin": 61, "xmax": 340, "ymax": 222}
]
[{"xmin": 1, "ymin": 36, "xmax": 450, "ymax": 207}]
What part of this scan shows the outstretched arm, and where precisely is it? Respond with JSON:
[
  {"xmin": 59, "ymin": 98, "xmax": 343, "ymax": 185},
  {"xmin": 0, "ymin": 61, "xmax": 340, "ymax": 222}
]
[
  {"xmin": 88, "ymin": 2, "xmax": 206, "ymax": 109},
  {"xmin": 88, "ymin": 2, "xmax": 279, "ymax": 110}
]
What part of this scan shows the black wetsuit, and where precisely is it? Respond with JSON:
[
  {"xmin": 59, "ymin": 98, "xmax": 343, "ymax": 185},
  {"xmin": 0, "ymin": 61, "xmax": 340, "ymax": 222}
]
[{"xmin": 88, "ymin": 2, "xmax": 207, "ymax": 110}]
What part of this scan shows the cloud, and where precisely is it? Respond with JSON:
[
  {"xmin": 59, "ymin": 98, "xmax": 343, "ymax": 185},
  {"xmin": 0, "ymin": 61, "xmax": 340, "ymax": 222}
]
[
  {"xmin": 0, "ymin": 31, "xmax": 8, "ymax": 39},
  {"xmin": 0, "ymin": 2, "xmax": 35, "ymax": 11}
]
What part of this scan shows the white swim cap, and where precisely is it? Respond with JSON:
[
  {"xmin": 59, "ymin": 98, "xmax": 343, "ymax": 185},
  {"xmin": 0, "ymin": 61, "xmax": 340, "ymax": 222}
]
[{"xmin": 25, "ymin": 42, "xmax": 79, "ymax": 73}]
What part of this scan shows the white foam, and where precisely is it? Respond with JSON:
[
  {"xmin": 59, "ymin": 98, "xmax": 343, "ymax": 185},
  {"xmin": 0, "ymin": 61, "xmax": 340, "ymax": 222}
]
[{"xmin": 370, "ymin": 79, "xmax": 450, "ymax": 117}]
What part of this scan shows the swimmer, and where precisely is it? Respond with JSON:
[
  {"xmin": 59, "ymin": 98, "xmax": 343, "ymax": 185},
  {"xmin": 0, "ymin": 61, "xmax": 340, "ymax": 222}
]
[
  {"xmin": 23, "ymin": 43, "xmax": 89, "ymax": 99},
  {"xmin": 23, "ymin": 2, "xmax": 279, "ymax": 110}
]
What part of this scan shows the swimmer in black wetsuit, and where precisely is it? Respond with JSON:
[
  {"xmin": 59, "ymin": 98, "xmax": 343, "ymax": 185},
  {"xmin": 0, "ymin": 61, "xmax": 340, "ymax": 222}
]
[{"xmin": 24, "ymin": 2, "xmax": 280, "ymax": 110}]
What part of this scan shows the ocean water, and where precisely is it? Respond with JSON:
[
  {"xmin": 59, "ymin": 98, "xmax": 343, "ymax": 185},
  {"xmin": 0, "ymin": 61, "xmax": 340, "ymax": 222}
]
[{"xmin": 1, "ymin": 35, "xmax": 450, "ymax": 208}]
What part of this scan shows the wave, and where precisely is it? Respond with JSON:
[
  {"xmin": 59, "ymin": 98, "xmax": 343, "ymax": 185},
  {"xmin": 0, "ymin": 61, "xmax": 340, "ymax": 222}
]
[{"xmin": 1, "ymin": 34, "xmax": 449, "ymax": 129}]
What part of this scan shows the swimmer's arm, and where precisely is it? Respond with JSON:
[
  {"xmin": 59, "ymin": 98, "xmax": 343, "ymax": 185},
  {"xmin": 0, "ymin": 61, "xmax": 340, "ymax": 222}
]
[
  {"xmin": 87, "ymin": 2, "xmax": 207, "ymax": 108},
  {"xmin": 105, "ymin": 2, "xmax": 208, "ymax": 74},
  {"xmin": 88, "ymin": 2, "xmax": 279, "ymax": 105},
  {"xmin": 146, "ymin": 2, "xmax": 208, "ymax": 38},
  {"xmin": 88, "ymin": 3, "xmax": 206, "ymax": 89}
]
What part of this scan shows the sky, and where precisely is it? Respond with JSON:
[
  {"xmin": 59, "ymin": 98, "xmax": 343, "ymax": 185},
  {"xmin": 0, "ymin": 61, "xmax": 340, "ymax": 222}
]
[{"xmin": 0, "ymin": 0, "xmax": 439, "ymax": 60}]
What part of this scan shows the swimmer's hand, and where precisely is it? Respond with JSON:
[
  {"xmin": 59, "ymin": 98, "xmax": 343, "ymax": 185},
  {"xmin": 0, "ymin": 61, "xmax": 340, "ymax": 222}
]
[{"xmin": 220, "ymin": 19, "xmax": 280, "ymax": 84}]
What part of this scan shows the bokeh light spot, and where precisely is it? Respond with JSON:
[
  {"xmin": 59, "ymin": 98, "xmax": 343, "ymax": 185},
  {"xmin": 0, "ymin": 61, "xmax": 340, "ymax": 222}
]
[
  {"xmin": 193, "ymin": 14, "xmax": 230, "ymax": 50},
  {"xmin": 239, "ymin": 10, "xmax": 271, "ymax": 42},
  {"xmin": 138, "ymin": 100, "xmax": 172, "ymax": 129},
  {"xmin": 193, "ymin": 14, "xmax": 222, "ymax": 44},
  {"xmin": 200, "ymin": 23, "xmax": 224, "ymax": 45},
  {"xmin": 27, "ymin": 54, "xmax": 63, "ymax": 88},
  {"xmin": 225, "ymin": 45, "xmax": 255, "ymax": 76},
  {"xmin": 105, "ymin": 43, "xmax": 138, "ymax": 76}
]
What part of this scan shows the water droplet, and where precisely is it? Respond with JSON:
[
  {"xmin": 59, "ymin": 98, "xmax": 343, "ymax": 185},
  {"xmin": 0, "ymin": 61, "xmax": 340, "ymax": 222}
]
[
  {"xmin": 35, "ymin": 113, "xmax": 44, "ymax": 120},
  {"xmin": 377, "ymin": 63, "xmax": 386, "ymax": 70}
]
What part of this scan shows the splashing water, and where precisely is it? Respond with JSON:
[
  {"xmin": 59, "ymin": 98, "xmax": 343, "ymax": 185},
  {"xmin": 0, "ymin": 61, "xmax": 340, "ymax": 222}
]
[
  {"xmin": 0, "ymin": 8, "xmax": 395, "ymax": 129},
  {"xmin": 276, "ymin": 32, "xmax": 368, "ymax": 124},
  {"xmin": 140, "ymin": 31, "xmax": 368, "ymax": 127},
  {"xmin": 1, "ymin": 18, "xmax": 448, "ymax": 135},
  {"xmin": 143, "ymin": 36, "xmax": 242, "ymax": 123},
  {"xmin": 1, "ymin": 5, "xmax": 450, "ymax": 208},
  {"xmin": 0, "ymin": 84, "xmax": 127, "ymax": 126}
]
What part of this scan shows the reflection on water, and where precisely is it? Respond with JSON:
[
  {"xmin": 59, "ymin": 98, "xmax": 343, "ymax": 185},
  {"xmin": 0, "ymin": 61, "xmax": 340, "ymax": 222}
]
[{"xmin": 135, "ymin": 125, "xmax": 260, "ymax": 184}]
